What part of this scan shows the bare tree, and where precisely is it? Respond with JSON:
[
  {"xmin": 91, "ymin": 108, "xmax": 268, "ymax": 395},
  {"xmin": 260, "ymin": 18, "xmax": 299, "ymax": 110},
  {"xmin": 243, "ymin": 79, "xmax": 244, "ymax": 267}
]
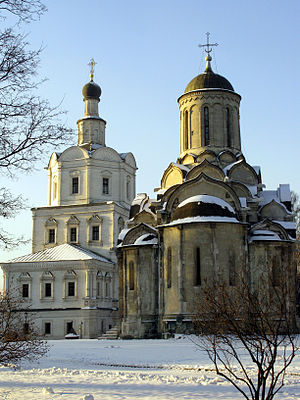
[
  {"xmin": 193, "ymin": 275, "xmax": 299, "ymax": 400},
  {"xmin": 0, "ymin": 0, "xmax": 73, "ymax": 248},
  {"xmin": 0, "ymin": 290, "xmax": 48, "ymax": 367}
]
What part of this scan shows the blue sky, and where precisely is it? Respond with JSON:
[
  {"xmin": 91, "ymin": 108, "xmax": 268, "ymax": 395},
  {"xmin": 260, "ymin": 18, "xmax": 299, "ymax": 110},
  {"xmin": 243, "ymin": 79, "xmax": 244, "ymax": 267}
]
[{"xmin": 0, "ymin": 0, "xmax": 299, "ymax": 262}]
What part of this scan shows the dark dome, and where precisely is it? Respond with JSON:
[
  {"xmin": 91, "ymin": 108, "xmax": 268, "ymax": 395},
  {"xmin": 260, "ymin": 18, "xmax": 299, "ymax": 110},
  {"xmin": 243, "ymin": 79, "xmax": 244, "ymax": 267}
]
[
  {"xmin": 171, "ymin": 195, "xmax": 236, "ymax": 222},
  {"xmin": 82, "ymin": 80, "xmax": 101, "ymax": 100},
  {"xmin": 184, "ymin": 55, "xmax": 234, "ymax": 93},
  {"xmin": 185, "ymin": 72, "xmax": 234, "ymax": 93}
]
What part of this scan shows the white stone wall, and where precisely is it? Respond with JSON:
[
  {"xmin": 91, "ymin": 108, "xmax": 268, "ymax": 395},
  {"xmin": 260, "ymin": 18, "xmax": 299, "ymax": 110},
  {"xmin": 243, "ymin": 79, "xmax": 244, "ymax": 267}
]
[{"xmin": 2, "ymin": 259, "xmax": 117, "ymax": 339}]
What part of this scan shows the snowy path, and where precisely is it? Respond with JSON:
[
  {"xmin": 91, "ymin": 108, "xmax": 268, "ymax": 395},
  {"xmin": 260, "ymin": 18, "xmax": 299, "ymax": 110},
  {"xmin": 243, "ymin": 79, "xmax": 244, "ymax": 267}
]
[{"xmin": 0, "ymin": 339, "xmax": 299, "ymax": 399}]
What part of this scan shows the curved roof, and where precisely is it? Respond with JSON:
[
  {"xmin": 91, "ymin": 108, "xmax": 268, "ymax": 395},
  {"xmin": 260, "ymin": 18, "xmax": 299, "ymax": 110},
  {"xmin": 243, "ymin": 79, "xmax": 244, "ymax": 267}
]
[
  {"xmin": 184, "ymin": 55, "xmax": 234, "ymax": 93},
  {"xmin": 171, "ymin": 194, "xmax": 237, "ymax": 222},
  {"xmin": 82, "ymin": 80, "xmax": 101, "ymax": 100}
]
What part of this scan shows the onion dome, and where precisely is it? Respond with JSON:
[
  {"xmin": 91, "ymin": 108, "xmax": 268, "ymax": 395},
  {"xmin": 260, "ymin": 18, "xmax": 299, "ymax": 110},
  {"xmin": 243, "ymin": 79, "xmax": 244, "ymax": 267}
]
[
  {"xmin": 171, "ymin": 195, "xmax": 236, "ymax": 222},
  {"xmin": 184, "ymin": 54, "xmax": 234, "ymax": 93},
  {"xmin": 82, "ymin": 80, "xmax": 101, "ymax": 100}
]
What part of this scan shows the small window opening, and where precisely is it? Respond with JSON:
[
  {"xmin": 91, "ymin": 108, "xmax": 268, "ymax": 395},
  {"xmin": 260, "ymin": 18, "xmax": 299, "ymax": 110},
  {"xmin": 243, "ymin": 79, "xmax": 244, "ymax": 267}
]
[
  {"xmin": 102, "ymin": 178, "xmax": 109, "ymax": 194},
  {"xmin": 48, "ymin": 229, "xmax": 55, "ymax": 244},
  {"xmin": 129, "ymin": 262, "xmax": 135, "ymax": 290},
  {"xmin": 22, "ymin": 283, "xmax": 29, "ymax": 298},
  {"xmin": 195, "ymin": 247, "xmax": 201, "ymax": 286},
  {"xmin": 44, "ymin": 322, "xmax": 51, "ymax": 335},
  {"xmin": 70, "ymin": 227, "xmax": 77, "ymax": 243},
  {"xmin": 23, "ymin": 323, "xmax": 29, "ymax": 335},
  {"xmin": 92, "ymin": 226, "xmax": 99, "ymax": 241},
  {"xmin": 226, "ymin": 108, "xmax": 231, "ymax": 147},
  {"xmin": 72, "ymin": 177, "xmax": 79, "ymax": 194},
  {"xmin": 45, "ymin": 282, "xmax": 52, "ymax": 297},
  {"xmin": 66, "ymin": 321, "xmax": 73, "ymax": 334},
  {"xmin": 68, "ymin": 282, "xmax": 75, "ymax": 297},
  {"xmin": 204, "ymin": 107, "xmax": 209, "ymax": 145},
  {"xmin": 167, "ymin": 247, "xmax": 172, "ymax": 288}
]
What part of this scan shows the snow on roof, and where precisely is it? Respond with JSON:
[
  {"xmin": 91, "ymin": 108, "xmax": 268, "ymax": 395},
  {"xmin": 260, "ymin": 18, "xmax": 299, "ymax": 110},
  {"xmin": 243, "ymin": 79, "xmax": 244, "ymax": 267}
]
[
  {"xmin": 278, "ymin": 184, "xmax": 291, "ymax": 202},
  {"xmin": 258, "ymin": 191, "xmax": 292, "ymax": 215},
  {"xmin": 178, "ymin": 195, "xmax": 235, "ymax": 213},
  {"xmin": 6, "ymin": 244, "xmax": 113, "ymax": 264},
  {"xmin": 132, "ymin": 193, "xmax": 148, "ymax": 206},
  {"xmin": 245, "ymin": 185, "xmax": 258, "ymax": 197},
  {"xmin": 239, "ymin": 197, "xmax": 247, "ymax": 208},
  {"xmin": 273, "ymin": 220, "xmax": 296, "ymax": 230},
  {"xmin": 119, "ymin": 152, "xmax": 129, "ymax": 160},
  {"xmin": 163, "ymin": 215, "xmax": 239, "ymax": 227},
  {"xmin": 252, "ymin": 165, "xmax": 261, "ymax": 175},
  {"xmin": 118, "ymin": 228, "xmax": 131, "ymax": 241},
  {"xmin": 134, "ymin": 234, "xmax": 158, "ymax": 246},
  {"xmin": 172, "ymin": 163, "xmax": 190, "ymax": 172},
  {"xmin": 249, "ymin": 230, "xmax": 282, "ymax": 242},
  {"xmin": 223, "ymin": 159, "xmax": 243, "ymax": 174}
]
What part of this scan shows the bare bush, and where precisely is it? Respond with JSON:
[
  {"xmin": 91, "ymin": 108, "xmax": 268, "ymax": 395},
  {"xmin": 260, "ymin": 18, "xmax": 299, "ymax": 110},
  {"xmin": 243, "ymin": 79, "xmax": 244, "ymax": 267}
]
[
  {"xmin": 0, "ymin": 290, "xmax": 48, "ymax": 367},
  {"xmin": 193, "ymin": 276, "xmax": 299, "ymax": 400}
]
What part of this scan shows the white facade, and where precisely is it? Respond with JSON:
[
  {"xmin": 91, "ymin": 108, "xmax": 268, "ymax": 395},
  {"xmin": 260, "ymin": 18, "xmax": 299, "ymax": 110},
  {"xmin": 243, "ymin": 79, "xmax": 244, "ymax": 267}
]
[{"xmin": 1, "ymin": 71, "xmax": 137, "ymax": 339}]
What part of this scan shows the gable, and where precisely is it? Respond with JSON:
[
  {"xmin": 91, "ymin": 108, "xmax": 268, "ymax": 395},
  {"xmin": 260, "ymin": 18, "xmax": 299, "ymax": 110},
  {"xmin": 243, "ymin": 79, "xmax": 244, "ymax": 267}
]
[
  {"xmin": 165, "ymin": 173, "xmax": 241, "ymax": 215},
  {"xmin": 186, "ymin": 160, "xmax": 225, "ymax": 181},
  {"xmin": 260, "ymin": 200, "xmax": 290, "ymax": 220}
]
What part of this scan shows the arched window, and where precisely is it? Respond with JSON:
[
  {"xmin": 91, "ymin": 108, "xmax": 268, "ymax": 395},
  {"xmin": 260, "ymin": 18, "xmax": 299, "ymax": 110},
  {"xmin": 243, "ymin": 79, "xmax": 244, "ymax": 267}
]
[
  {"xmin": 226, "ymin": 108, "xmax": 231, "ymax": 147},
  {"xmin": 195, "ymin": 247, "xmax": 201, "ymax": 286},
  {"xmin": 204, "ymin": 107, "xmax": 209, "ymax": 145},
  {"xmin": 184, "ymin": 110, "xmax": 188, "ymax": 150},
  {"xmin": 167, "ymin": 247, "xmax": 172, "ymax": 288},
  {"xmin": 129, "ymin": 261, "xmax": 135, "ymax": 290}
]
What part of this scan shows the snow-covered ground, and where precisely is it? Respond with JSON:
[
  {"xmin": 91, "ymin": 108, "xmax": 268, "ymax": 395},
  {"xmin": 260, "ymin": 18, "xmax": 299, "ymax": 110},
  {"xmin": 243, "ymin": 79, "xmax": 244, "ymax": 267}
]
[{"xmin": 0, "ymin": 338, "xmax": 299, "ymax": 399}]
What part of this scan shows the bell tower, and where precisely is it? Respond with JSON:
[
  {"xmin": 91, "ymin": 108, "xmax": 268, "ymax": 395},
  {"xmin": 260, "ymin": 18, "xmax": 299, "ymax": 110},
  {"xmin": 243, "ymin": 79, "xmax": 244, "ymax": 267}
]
[
  {"xmin": 77, "ymin": 59, "xmax": 106, "ymax": 149},
  {"xmin": 177, "ymin": 34, "xmax": 242, "ymax": 162}
]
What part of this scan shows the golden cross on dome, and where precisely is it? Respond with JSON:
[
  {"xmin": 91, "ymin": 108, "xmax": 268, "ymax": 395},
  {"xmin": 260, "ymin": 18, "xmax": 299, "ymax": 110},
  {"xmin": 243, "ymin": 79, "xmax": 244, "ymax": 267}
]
[
  {"xmin": 88, "ymin": 58, "xmax": 97, "ymax": 81},
  {"xmin": 198, "ymin": 32, "xmax": 218, "ymax": 54}
]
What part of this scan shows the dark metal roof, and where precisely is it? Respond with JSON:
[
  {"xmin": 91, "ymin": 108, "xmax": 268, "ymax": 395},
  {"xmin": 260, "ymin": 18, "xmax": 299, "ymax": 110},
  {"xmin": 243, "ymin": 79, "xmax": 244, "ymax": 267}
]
[
  {"xmin": 185, "ymin": 70, "xmax": 234, "ymax": 93},
  {"xmin": 82, "ymin": 80, "xmax": 101, "ymax": 100}
]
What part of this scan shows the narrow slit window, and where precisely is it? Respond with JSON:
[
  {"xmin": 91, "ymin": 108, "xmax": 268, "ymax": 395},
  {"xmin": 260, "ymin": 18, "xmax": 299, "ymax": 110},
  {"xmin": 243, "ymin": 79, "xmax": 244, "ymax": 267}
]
[
  {"xmin": 226, "ymin": 108, "xmax": 231, "ymax": 147},
  {"xmin": 204, "ymin": 107, "xmax": 209, "ymax": 145},
  {"xmin": 184, "ymin": 110, "xmax": 188, "ymax": 150},
  {"xmin": 129, "ymin": 261, "xmax": 135, "ymax": 290},
  {"xmin": 195, "ymin": 247, "xmax": 201, "ymax": 286},
  {"xmin": 229, "ymin": 251, "xmax": 236, "ymax": 286},
  {"xmin": 167, "ymin": 247, "xmax": 172, "ymax": 288}
]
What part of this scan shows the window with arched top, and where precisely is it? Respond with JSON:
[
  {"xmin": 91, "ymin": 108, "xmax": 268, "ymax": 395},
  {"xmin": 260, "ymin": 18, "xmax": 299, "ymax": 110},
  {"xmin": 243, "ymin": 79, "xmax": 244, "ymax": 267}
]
[
  {"xmin": 167, "ymin": 247, "xmax": 172, "ymax": 288},
  {"xmin": 226, "ymin": 108, "xmax": 231, "ymax": 147},
  {"xmin": 129, "ymin": 261, "xmax": 135, "ymax": 290},
  {"xmin": 184, "ymin": 110, "xmax": 189, "ymax": 150},
  {"xmin": 204, "ymin": 106, "xmax": 209, "ymax": 145}
]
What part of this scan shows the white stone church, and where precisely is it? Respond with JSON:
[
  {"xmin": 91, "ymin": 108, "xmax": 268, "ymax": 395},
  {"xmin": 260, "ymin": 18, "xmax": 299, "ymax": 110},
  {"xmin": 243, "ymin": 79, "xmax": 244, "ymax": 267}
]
[
  {"xmin": 1, "ymin": 47, "xmax": 297, "ymax": 339},
  {"xmin": 1, "ymin": 62, "xmax": 137, "ymax": 339}
]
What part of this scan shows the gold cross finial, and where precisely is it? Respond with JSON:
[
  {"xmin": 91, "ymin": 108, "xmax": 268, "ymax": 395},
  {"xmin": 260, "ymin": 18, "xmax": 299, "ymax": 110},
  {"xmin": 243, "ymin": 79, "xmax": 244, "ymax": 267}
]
[
  {"xmin": 88, "ymin": 58, "xmax": 97, "ymax": 81},
  {"xmin": 198, "ymin": 32, "xmax": 218, "ymax": 54}
]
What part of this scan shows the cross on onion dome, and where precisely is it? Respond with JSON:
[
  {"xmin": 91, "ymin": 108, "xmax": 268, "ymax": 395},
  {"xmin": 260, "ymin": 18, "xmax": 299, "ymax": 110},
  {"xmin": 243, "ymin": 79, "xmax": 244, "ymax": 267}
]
[
  {"xmin": 88, "ymin": 58, "xmax": 97, "ymax": 81},
  {"xmin": 198, "ymin": 32, "xmax": 218, "ymax": 54}
]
